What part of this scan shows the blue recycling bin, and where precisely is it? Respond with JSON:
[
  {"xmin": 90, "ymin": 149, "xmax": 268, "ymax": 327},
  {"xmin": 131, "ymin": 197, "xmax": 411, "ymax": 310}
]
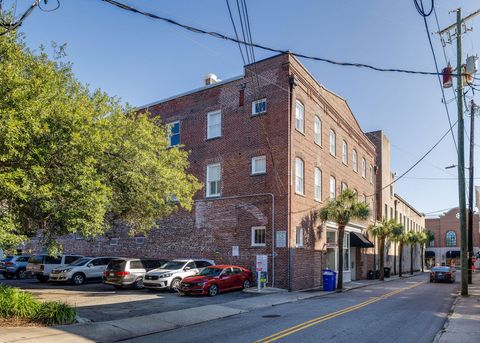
[{"xmin": 322, "ymin": 269, "xmax": 337, "ymax": 291}]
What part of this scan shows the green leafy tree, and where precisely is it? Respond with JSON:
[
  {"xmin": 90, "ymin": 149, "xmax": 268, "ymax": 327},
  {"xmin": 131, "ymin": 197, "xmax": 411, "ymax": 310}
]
[
  {"xmin": 0, "ymin": 32, "xmax": 201, "ymax": 253},
  {"xmin": 417, "ymin": 230, "xmax": 434, "ymax": 272},
  {"xmin": 405, "ymin": 231, "xmax": 419, "ymax": 275},
  {"xmin": 370, "ymin": 218, "xmax": 402, "ymax": 281},
  {"xmin": 390, "ymin": 225, "xmax": 406, "ymax": 277},
  {"xmin": 319, "ymin": 189, "xmax": 370, "ymax": 289}
]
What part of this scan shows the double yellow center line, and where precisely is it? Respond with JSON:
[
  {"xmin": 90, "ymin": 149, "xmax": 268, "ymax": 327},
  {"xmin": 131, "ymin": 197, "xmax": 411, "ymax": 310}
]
[{"xmin": 254, "ymin": 281, "xmax": 425, "ymax": 343}]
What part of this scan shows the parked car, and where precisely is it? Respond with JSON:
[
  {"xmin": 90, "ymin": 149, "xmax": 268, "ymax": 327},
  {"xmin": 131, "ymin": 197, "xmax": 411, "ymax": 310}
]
[
  {"xmin": 179, "ymin": 265, "xmax": 252, "ymax": 296},
  {"xmin": 26, "ymin": 254, "xmax": 83, "ymax": 282},
  {"xmin": 430, "ymin": 266, "xmax": 456, "ymax": 283},
  {"xmin": 49, "ymin": 256, "xmax": 119, "ymax": 285},
  {"xmin": 143, "ymin": 259, "xmax": 214, "ymax": 291},
  {"xmin": 0, "ymin": 255, "xmax": 31, "ymax": 279},
  {"xmin": 103, "ymin": 258, "xmax": 167, "ymax": 289}
]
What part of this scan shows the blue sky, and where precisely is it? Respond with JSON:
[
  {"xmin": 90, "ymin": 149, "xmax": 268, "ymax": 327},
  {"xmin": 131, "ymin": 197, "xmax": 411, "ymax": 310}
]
[{"xmin": 15, "ymin": 0, "xmax": 480, "ymax": 216}]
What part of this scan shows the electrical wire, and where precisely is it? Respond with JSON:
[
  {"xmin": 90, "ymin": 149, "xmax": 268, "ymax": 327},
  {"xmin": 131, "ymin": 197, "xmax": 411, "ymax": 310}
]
[
  {"xmin": 101, "ymin": 0, "xmax": 460, "ymax": 78},
  {"xmin": 0, "ymin": 0, "xmax": 39, "ymax": 36},
  {"xmin": 225, "ymin": 0, "xmax": 245, "ymax": 66}
]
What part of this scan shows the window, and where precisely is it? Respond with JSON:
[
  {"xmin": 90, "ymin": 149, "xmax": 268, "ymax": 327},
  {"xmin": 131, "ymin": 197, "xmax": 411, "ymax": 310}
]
[
  {"xmin": 168, "ymin": 121, "xmax": 180, "ymax": 147},
  {"xmin": 252, "ymin": 226, "xmax": 266, "ymax": 246},
  {"xmin": 314, "ymin": 116, "xmax": 322, "ymax": 145},
  {"xmin": 74, "ymin": 233, "xmax": 83, "ymax": 240},
  {"xmin": 384, "ymin": 204, "xmax": 388, "ymax": 219},
  {"xmin": 342, "ymin": 141, "xmax": 348, "ymax": 164},
  {"xmin": 45, "ymin": 256, "xmax": 61, "ymax": 264},
  {"xmin": 64, "ymin": 256, "xmax": 80, "ymax": 264},
  {"xmin": 314, "ymin": 168, "xmax": 322, "ymax": 201},
  {"xmin": 252, "ymin": 98, "xmax": 267, "ymax": 115},
  {"xmin": 109, "ymin": 238, "xmax": 119, "ymax": 246},
  {"xmin": 207, "ymin": 110, "xmax": 221, "ymax": 139},
  {"xmin": 295, "ymin": 100, "xmax": 305, "ymax": 133},
  {"xmin": 352, "ymin": 150, "xmax": 358, "ymax": 172},
  {"xmin": 329, "ymin": 130, "xmax": 336, "ymax": 156},
  {"xmin": 343, "ymin": 232, "xmax": 350, "ymax": 271},
  {"xmin": 251, "ymin": 156, "xmax": 267, "ymax": 175},
  {"xmin": 130, "ymin": 261, "xmax": 143, "ymax": 269},
  {"xmin": 195, "ymin": 261, "xmax": 213, "ymax": 268},
  {"xmin": 206, "ymin": 163, "xmax": 221, "ymax": 197},
  {"xmin": 330, "ymin": 176, "xmax": 336, "ymax": 199},
  {"xmin": 361, "ymin": 194, "xmax": 366, "ymax": 204},
  {"xmin": 296, "ymin": 227, "xmax": 304, "ymax": 248},
  {"xmin": 390, "ymin": 185, "xmax": 394, "ymax": 197},
  {"xmin": 429, "ymin": 234, "xmax": 435, "ymax": 247},
  {"xmin": 326, "ymin": 229, "xmax": 337, "ymax": 271},
  {"xmin": 446, "ymin": 231, "xmax": 456, "ymax": 246},
  {"xmin": 295, "ymin": 158, "xmax": 304, "ymax": 195},
  {"xmin": 353, "ymin": 189, "xmax": 358, "ymax": 200},
  {"xmin": 135, "ymin": 236, "xmax": 145, "ymax": 245},
  {"xmin": 370, "ymin": 165, "xmax": 374, "ymax": 184},
  {"xmin": 341, "ymin": 182, "xmax": 348, "ymax": 192},
  {"xmin": 361, "ymin": 158, "xmax": 366, "ymax": 178}
]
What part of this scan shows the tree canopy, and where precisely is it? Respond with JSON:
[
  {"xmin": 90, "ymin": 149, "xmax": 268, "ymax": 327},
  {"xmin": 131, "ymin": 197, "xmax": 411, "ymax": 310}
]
[{"xmin": 0, "ymin": 32, "xmax": 201, "ymax": 253}]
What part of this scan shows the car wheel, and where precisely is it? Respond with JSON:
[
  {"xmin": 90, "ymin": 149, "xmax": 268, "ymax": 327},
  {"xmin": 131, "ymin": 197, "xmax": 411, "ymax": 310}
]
[
  {"xmin": 131, "ymin": 278, "xmax": 143, "ymax": 290},
  {"xmin": 4, "ymin": 273, "xmax": 14, "ymax": 279},
  {"xmin": 208, "ymin": 284, "xmax": 218, "ymax": 296},
  {"xmin": 72, "ymin": 273, "xmax": 86, "ymax": 285},
  {"xmin": 16, "ymin": 268, "xmax": 27, "ymax": 279},
  {"xmin": 242, "ymin": 279, "xmax": 251, "ymax": 289},
  {"xmin": 37, "ymin": 276, "xmax": 48, "ymax": 282},
  {"xmin": 170, "ymin": 278, "xmax": 181, "ymax": 291}
]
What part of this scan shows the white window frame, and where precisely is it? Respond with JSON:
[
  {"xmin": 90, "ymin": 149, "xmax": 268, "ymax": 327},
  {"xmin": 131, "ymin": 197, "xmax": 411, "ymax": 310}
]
[
  {"xmin": 314, "ymin": 168, "xmax": 322, "ymax": 201},
  {"xmin": 361, "ymin": 158, "xmax": 366, "ymax": 178},
  {"xmin": 314, "ymin": 116, "xmax": 322, "ymax": 145},
  {"xmin": 296, "ymin": 227, "xmax": 304, "ymax": 248},
  {"xmin": 110, "ymin": 238, "xmax": 119, "ymax": 246},
  {"xmin": 135, "ymin": 236, "xmax": 145, "ymax": 245},
  {"xmin": 329, "ymin": 130, "xmax": 336, "ymax": 156},
  {"xmin": 370, "ymin": 165, "xmax": 374, "ymax": 184},
  {"xmin": 251, "ymin": 226, "xmax": 266, "ymax": 247},
  {"xmin": 341, "ymin": 182, "xmax": 348, "ymax": 192},
  {"xmin": 295, "ymin": 158, "xmax": 304, "ymax": 195},
  {"xmin": 167, "ymin": 121, "xmax": 180, "ymax": 147},
  {"xmin": 251, "ymin": 156, "xmax": 267, "ymax": 175},
  {"xmin": 295, "ymin": 100, "xmax": 305, "ymax": 133},
  {"xmin": 330, "ymin": 176, "xmax": 336, "ymax": 199},
  {"xmin": 206, "ymin": 163, "xmax": 221, "ymax": 197},
  {"xmin": 342, "ymin": 140, "xmax": 348, "ymax": 164},
  {"xmin": 207, "ymin": 110, "xmax": 221, "ymax": 139},
  {"xmin": 252, "ymin": 98, "xmax": 267, "ymax": 116},
  {"xmin": 361, "ymin": 194, "xmax": 366, "ymax": 204},
  {"xmin": 352, "ymin": 149, "xmax": 358, "ymax": 172}
]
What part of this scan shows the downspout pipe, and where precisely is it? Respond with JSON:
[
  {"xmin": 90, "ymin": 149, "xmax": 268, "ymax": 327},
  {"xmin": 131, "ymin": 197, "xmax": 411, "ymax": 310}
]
[
  {"xmin": 288, "ymin": 73, "xmax": 297, "ymax": 291},
  {"xmin": 195, "ymin": 192, "xmax": 275, "ymax": 287}
]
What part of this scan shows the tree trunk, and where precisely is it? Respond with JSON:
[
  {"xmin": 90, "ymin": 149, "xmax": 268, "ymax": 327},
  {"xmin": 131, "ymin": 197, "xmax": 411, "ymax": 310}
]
[
  {"xmin": 379, "ymin": 238, "xmax": 385, "ymax": 281},
  {"xmin": 337, "ymin": 225, "xmax": 345, "ymax": 289},
  {"xmin": 399, "ymin": 242, "xmax": 403, "ymax": 277},
  {"xmin": 421, "ymin": 244, "xmax": 424, "ymax": 272},
  {"xmin": 410, "ymin": 244, "xmax": 414, "ymax": 275},
  {"xmin": 393, "ymin": 242, "xmax": 397, "ymax": 276}
]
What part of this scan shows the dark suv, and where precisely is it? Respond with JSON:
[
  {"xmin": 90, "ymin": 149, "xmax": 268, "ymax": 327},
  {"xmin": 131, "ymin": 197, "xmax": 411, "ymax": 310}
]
[{"xmin": 103, "ymin": 258, "xmax": 167, "ymax": 289}]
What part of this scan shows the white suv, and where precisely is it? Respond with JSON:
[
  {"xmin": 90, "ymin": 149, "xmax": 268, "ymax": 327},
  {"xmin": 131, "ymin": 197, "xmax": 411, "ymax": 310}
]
[
  {"xmin": 49, "ymin": 256, "xmax": 118, "ymax": 285},
  {"xmin": 27, "ymin": 254, "xmax": 83, "ymax": 282},
  {"xmin": 143, "ymin": 259, "xmax": 214, "ymax": 291}
]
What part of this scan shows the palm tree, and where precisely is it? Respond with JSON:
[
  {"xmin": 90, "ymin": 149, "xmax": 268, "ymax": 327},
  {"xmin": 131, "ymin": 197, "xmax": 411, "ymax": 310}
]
[
  {"xmin": 371, "ymin": 218, "xmax": 396, "ymax": 281},
  {"xmin": 319, "ymin": 189, "xmax": 370, "ymax": 290},
  {"xmin": 417, "ymin": 230, "xmax": 434, "ymax": 272},
  {"xmin": 406, "ymin": 231, "xmax": 419, "ymax": 275},
  {"xmin": 390, "ymin": 225, "xmax": 406, "ymax": 277}
]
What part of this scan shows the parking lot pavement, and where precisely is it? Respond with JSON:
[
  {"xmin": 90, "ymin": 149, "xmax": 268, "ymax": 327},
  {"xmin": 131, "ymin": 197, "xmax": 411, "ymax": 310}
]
[{"xmin": 0, "ymin": 275, "xmax": 258, "ymax": 323}]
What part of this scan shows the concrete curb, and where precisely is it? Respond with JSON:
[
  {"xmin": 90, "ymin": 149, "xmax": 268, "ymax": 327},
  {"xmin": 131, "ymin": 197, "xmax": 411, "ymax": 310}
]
[{"xmin": 432, "ymin": 290, "xmax": 460, "ymax": 343}]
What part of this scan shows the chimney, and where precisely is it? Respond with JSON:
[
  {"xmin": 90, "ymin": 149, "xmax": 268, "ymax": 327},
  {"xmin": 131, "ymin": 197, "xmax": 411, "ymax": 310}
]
[{"xmin": 204, "ymin": 73, "xmax": 220, "ymax": 86}]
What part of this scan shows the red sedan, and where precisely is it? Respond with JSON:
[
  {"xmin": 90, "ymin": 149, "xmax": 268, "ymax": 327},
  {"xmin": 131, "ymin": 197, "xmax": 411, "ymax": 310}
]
[{"xmin": 179, "ymin": 265, "xmax": 252, "ymax": 296}]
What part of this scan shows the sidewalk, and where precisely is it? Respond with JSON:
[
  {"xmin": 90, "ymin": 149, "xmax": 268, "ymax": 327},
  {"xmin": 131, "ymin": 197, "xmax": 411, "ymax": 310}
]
[
  {"xmin": 434, "ymin": 272, "xmax": 480, "ymax": 343},
  {"xmin": 0, "ymin": 272, "xmax": 424, "ymax": 343}
]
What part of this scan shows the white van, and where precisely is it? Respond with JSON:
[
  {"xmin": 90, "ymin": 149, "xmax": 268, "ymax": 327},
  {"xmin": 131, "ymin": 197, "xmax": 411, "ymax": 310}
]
[{"xmin": 27, "ymin": 254, "xmax": 83, "ymax": 282}]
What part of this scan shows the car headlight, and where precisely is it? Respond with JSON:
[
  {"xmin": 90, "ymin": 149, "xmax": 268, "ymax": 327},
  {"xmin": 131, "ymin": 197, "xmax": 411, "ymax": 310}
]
[
  {"xmin": 196, "ymin": 282, "xmax": 207, "ymax": 286},
  {"xmin": 161, "ymin": 273, "xmax": 173, "ymax": 278},
  {"xmin": 61, "ymin": 268, "xmax": 72, "ymax": 273}
]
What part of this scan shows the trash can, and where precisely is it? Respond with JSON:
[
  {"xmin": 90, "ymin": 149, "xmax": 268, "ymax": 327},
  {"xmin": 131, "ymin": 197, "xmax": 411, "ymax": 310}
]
[
  {"xmin": 367, "ymin": 270, "xmax": 375, "ymax": 280},
  {"xmin": 384, "ymin": 267, "xmax": 391, "ymax": 278},
  {"xmin": 322, "ymin": 269, "xmax": 337, "ymax": 291}
]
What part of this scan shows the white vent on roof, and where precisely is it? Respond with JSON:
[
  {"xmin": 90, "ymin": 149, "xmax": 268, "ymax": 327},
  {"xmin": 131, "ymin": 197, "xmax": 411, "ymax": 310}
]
[{"xmin": 204, "ymin": 73, "xmax": 220, "ymax": 86}]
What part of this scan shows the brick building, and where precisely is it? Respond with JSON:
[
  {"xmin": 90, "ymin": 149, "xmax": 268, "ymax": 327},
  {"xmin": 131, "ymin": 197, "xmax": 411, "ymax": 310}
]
[
  {"xmin": 20, "ymin": 53, "xmax": 428, "ymax": 290},
  {"xmin": 366, "ymin": 130, "xmax": 425, "ymax": 274},
  {"xmin": 425, "ymin": 207, "xmax": 480, "ymax": 268}
]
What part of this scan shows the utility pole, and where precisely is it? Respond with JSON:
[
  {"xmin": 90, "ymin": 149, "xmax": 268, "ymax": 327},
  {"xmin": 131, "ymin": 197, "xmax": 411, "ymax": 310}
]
[
  {"xmin": 438, "ymin": 7, "xmax": 480, "ymax": 296},
  {"xmin": 468, "ymin": 99, "xmax": 477, "ymax": 284}
]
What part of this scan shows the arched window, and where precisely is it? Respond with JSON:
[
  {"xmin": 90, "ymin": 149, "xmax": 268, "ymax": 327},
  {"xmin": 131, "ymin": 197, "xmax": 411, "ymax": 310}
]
[
  {"xmin": 446, "ymin": 231, "xmax": 456, "ymax": 247},
  {"xmin": 295, "ymin": 158, "xmax": 304, "ymax": 195},
  {"xmin": 429, "ymin": 233, "xmax": 435, "ymax": 247},
  {"xmin": 314, "ymin": 168, "xmax": 322, "ymax": 201},
  {"xmin": 342, "ymin": 140, "xmax": 348, "ymax": 164},
  {"xmin": 352, "ymin": 149, "xmax": 358, "ymax": 172},
  {"xmin": 314, "ymin": 116, "xmax": 322, "ymax": 145},
  {"xmin": 329, "ymin": 130, "xmax": 336, "ymax": 156},
  {"xmin": 295, "ymin": 100, "xmax": 305, "ymax": 133}
]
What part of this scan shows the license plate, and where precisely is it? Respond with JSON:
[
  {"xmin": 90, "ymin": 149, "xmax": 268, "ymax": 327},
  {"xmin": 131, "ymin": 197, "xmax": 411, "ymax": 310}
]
[{"xmin": 109, "ymin": 272, "xmax": 115, "ymax": 276}]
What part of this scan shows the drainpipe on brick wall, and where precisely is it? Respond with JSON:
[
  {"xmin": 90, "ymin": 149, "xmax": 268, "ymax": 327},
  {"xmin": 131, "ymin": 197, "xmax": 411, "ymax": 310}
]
[
  {"xmin": 288, "ymin": 73, "xmax": 297, "ymax": 291},
  {"xmin": 195, "ymin": 193, "xmax": 275, "ymax": 287}
]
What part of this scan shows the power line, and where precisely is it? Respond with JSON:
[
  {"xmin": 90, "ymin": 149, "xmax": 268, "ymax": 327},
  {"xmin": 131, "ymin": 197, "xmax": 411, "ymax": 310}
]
[
  {"xmin": 404, "ymin": 176, "xmax": 480, "ymax": 180},
  {"xmin": 225, "ymin": 0, "xmax": 245, "ymax": 65},
  {"xmin": 101, "ymin": 0, "xmax": 462, "ymax": 78},
  {"xmin": 0, "ymin": 0, "xmax": 40, "ymax": 36}
]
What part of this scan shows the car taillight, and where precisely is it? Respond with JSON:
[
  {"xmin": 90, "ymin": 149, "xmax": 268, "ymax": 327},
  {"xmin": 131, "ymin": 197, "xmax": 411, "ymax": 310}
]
[
  {"xmin": 5, "ymin": 262, "xmax": 13, "ymax": 266},
  {"xmin": 115, "ymin": 271, "xmax": 130, "ymax": 277},
  {"xmin": 40, "ymin": 264, "xmax": 44, "ymax": 271},
  {"xmin": 445, "ymin": 272, "xmax": 452, "ymax": 277}
]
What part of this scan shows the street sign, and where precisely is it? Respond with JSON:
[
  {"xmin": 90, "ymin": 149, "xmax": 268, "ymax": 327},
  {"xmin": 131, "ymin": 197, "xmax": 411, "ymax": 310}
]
[{"xmin": 256, "ymin": 255, "xmax": 268, "ymax": 272}]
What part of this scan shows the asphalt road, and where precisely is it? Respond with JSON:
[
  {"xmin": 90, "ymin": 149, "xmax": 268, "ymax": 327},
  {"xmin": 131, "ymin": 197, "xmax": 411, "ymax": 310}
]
[{"xmin": 125, "ymin": 274, "xmax": 458, "ymax": 343}]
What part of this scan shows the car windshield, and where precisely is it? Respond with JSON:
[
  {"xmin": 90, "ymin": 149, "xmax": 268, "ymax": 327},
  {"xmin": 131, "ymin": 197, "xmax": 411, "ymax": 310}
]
[
  {"xmin": 28, "ymin": 255, "xmax": 44, "ymax": 264},
  {"xmin": 159, "ymin": 261, "xmax": 186, "ymax": 270},
  {"xmin": 69, "ymin": 258, "xmax": 91, "ymax": 266},
  {"xmin": 107, "ymin": 260, "xmax": 126, "ymax": 271},
  {"xmin": 432, "ymin": 267, "xmax": 450, "ymax": 272},
  {"xmin": 198, "ymin": 268, "xmax": 222, "ymax": 277},
  {"xmin": 2, "ymin": 257, "xmax": 13, "ymax": 262}
]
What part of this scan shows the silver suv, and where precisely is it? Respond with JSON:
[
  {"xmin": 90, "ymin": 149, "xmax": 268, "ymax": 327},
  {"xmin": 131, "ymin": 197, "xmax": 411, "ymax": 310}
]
[
  {"xmin": 103, "ymin": 258, "xmax": 167, "ymax": 289},
  {"xmin": 49, "ymin": 256, "xmax": 119, "ymax": 285},
  {"xmin": 143, "ymin": 259, "xmax": 214, "ymax": 291},
  {"xmin": 27, "ymin": 254, "xmax": 83, "ymax": 282}
]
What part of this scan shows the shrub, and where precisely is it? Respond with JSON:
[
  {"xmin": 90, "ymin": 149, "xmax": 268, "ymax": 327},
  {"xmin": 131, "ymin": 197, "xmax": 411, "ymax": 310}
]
[{"xmin": 33, "ymin": 301, "xmax": 77, "ymax": 325}]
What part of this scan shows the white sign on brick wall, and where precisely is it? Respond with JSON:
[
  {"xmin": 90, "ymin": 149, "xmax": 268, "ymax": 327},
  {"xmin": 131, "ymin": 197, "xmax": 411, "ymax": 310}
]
[
  {"xmin": 256, "ymin": 254, "xmax": 268, "ymax": 272},
  {"xmin": 232, "ymin": 245, "xmax": 239, "ymax": 257},
  {"xmin": 276, "ymin": 230, "xmax": 286, "ymax": 248}
]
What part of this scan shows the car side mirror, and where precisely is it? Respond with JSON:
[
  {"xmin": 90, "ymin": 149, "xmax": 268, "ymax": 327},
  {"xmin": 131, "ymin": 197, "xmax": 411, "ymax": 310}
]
[
  {"xmin": 87, "ymin": 263, "xmax": 92, "ymax": 268},
  {"xmin": 184, "ymin": 267, "xmax": 191, "ymax": 271}
]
